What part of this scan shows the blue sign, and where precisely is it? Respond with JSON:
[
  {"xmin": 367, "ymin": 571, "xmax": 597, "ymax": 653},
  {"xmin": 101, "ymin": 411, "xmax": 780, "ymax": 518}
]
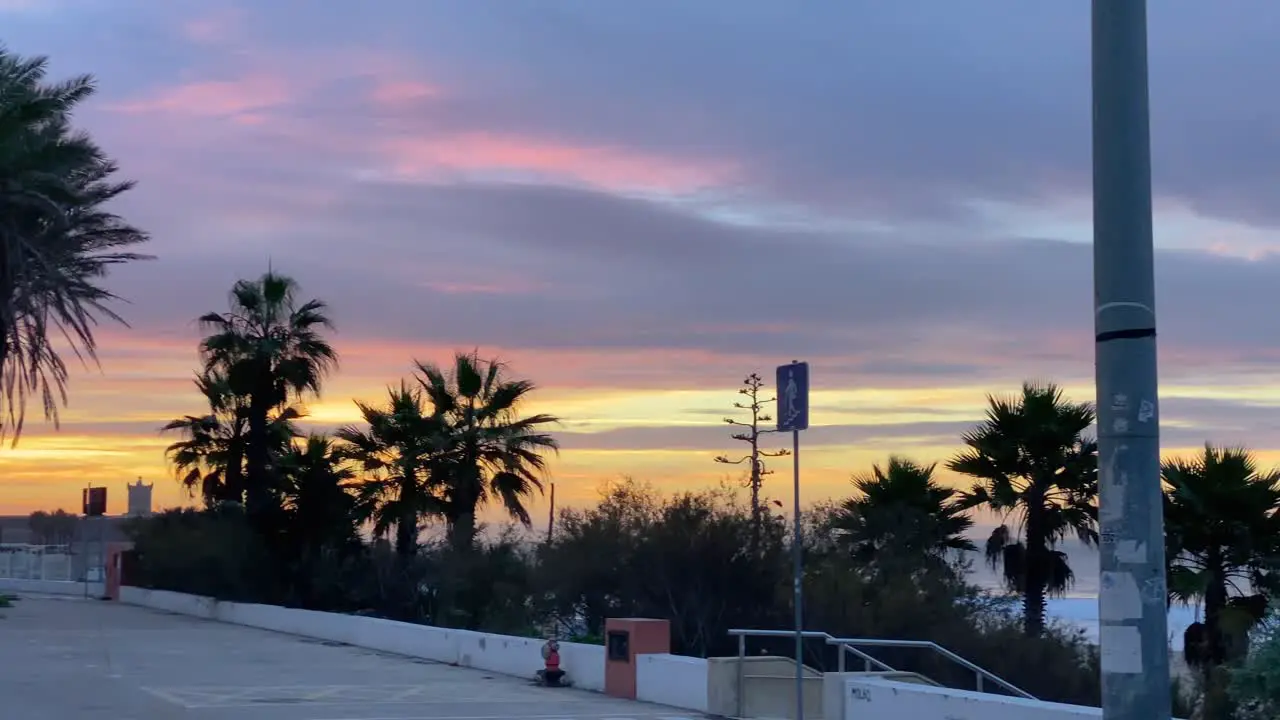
[{"xmin": 776, "ymin": 361, "xmax": 809, "ymax": 432}]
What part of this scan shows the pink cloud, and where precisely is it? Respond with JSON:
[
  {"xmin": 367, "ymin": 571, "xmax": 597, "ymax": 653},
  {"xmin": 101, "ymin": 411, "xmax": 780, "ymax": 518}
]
[
  {"xmin": 371, "ymin": 80, "xmax": 440, "ymax": 106},
  {"xmin": 379, "ymin": 132, "xmax": 739, "ymax": 193},
  {"xmin": 107, "ymin": 75, "xmax": 291, "ymax": 121}
]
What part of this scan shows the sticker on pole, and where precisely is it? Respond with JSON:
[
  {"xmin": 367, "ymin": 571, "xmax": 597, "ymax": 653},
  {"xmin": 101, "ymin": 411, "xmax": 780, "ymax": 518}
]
[{"xmin": 776, "ymin": 362, "xmax": 809, "ymax": 432}]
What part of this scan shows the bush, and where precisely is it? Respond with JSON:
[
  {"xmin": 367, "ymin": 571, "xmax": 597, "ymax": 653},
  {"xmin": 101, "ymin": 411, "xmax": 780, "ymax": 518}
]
[
  {"xmin": 125, "ymin": 507, "xmax": 280, "ymax": 603},
  {"xmin": 1230, "ymin": 615, "xmax": 1280, "ymax": 719}
]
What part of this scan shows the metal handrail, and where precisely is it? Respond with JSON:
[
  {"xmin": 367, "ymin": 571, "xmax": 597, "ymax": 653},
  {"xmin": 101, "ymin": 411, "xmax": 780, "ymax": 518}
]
[
  {"xmin": 727, "ymin": 629, "xmax": 898, "ymax": 718},
  {"xmin": 727, "ymin": 629, "xmax": 894, "ymax": 673},
  {"xmin": 824, "ymin": 636, "xmax": 1036, "ymax": 699}
]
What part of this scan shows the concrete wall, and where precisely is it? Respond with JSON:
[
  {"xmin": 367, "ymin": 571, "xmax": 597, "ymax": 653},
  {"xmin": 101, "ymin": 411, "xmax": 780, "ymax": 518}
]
[
  {"xmin": 119, "ymin": 587, "xmax": 613, "ymax": 691},
  {"xmin": 835, "ymin": 677, "xmax": 1187, "ymax": 720},
  {"xmin": 706, "ymin": 655, "xmax": 823, "ymax": 719},
  {"xmin": 0, "ymin": 578, "xmax": 104, "ymax": 597},
  {"xmin": 635, "ymin": 653, "xmax": 709, "ymax": 713}
]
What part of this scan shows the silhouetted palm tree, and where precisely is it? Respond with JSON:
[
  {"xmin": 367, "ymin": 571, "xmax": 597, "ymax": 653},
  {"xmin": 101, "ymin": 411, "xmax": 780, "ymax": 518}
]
[
  {"xmin": 198, "ymin": 271, "xmax": 335, "ymax": 517},
  {"xmin": 948, "ymin": 382, "xmax": 1098, "ymax": 637},
  {"xmin": 279, "ymin": 434, "xmax": 360, "ymax": 550},
  {"xmin": 1164, "ymin": 445, "xmax": 1280, "ymax": 675},
  {"xmin": 162, "ymin": 369, "xmax": 299, "ymax": 506},
  {"xmin": 336, "ymin": 383, "xmax": 443, "ymax": 559},
  {"xmin": 414, "ymin": 352, "xmax": 559, "ymax": 552},
  {"xmin": 833, "ymin": 456, "xmax": 975, "ymax": 576},
  {"xmin": 0, "ymin": 45, "xmax": 150, "ymax": 440}
]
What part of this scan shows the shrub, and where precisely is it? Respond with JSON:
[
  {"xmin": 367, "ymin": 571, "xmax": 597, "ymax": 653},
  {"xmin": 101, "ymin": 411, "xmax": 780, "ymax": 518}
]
[
  {"xmin": 125, "ymin": 507, "xmax": 279, "ymax": 603},
  {"xmin": 1230, "ymin": 614, "xmax": 1280, "ymax": 719}
]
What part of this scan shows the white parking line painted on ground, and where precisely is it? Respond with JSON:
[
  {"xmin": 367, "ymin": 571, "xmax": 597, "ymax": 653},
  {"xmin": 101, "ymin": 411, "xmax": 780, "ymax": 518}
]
[{"xmin": 141, "ymin": 683, "xmax": 583, "ymax": 709}]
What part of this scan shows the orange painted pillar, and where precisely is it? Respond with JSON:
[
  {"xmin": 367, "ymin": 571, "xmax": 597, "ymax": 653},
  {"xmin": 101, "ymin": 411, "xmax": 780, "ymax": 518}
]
[
  {"xmin": 104, "ymin": 543, "xmax": 126, "ymax": 600},
  {"xmin": 603, "ymin": 618, "xmax": 670, "ymax": 699}
]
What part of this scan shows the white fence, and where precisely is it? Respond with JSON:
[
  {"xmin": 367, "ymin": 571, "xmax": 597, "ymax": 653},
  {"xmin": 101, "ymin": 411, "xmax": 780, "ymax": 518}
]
[{"xmin": 0, "ymin": 544, "xmax": 74, "ymax": 581}]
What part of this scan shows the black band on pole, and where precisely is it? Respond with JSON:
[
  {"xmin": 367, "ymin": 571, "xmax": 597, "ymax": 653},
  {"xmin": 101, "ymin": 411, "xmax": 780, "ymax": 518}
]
[{"xmin": 1096, "ymin": 327, "xmax": 1156, "ymax": 343}]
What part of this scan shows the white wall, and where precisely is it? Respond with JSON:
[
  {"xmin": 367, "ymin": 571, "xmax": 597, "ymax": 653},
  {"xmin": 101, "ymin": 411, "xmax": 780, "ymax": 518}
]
[
  {"xmin": 118, "ymin": 587, "xmax": 608, "ymax": 692},
  {"xmin": 0, "ymin": 578, "xmax": 103, "ymax": 597},
  {"xmin": 838, "ymin": 677, "xmax": 1186, "ymax": 720},
  {"xmin": 635, "ymin": 653, "xmax": 708, "ymax": 713}
]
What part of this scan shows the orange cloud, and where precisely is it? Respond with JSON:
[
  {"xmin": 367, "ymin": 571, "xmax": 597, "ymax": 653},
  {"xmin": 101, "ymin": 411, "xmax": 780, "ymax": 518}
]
[{"xmin": 379, "ymin": 132, "xmax": 739, "ymax": 193}]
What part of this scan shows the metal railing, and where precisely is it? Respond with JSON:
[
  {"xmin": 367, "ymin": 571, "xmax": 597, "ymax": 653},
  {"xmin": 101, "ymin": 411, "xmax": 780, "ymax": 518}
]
[
  {"xmin": 0, "ymin": 544, "xmax": 74, "ymax": 581},
  {"xmin": 726, "ymin": 627, "xmax": 1036, "ymax": 716},
  {"xmin": 825, "ymin": 636, "xmax": 1035, "ymax": 699}
]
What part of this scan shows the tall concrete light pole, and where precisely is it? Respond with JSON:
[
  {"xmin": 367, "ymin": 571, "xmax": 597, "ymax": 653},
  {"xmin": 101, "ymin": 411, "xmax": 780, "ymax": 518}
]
[{"xmin": 1091, "ymin": 2, "xmax": 1172, "ymax": 718}]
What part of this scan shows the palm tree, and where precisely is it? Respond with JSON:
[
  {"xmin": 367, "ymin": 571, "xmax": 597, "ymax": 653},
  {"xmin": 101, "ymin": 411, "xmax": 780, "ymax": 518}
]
[
  {"xmin": 947, "ymin": 382, "xmax": 1098, "ymax": 637},
  {"xmin": 336, "ymin": 383, "xmax": 443, "ymax": 560},
  {"xmin": 198, "ymin": 271, "xmax": 336, "ymax": 517},
  {"xmin": 277, "ymin": 434, "xmax": 361, "ymax": 607},
  {"xmin": 1163, "ymin": 445, "xmax": 1280, "ymax": 674},
  {"xmin": 0, "ymin": 45, "xmax": 150, "ymax": 441},
  {"xmin": 162, "ymin": 369, "xmax": 299, "ymax": 506},
  {"xmin": 162, "ymin": 370, "xmax": 247, "ymax": 505},
  {"xmin": 832, "ymin": 456, "xmax": 975, "ymax": 576},
  {"xmin": 278, "ymin": 434, "xmax": 360, "ymax": 551},
  {"xmin": 414, "ymin": 352, "xmax": 559, "ymax": 553}
]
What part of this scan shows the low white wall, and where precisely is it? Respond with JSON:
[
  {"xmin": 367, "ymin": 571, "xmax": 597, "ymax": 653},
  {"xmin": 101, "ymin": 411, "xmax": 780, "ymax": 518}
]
[
  {"xmin": 839, "ymin": 677, "xmax": 1187, "ymax": 720},
  {"xmin": 0, "ymin": 578, "xmax": 104, "ymax": 597},
  {"xmin": 635, "ymin": 653, "xmax": 708, "ymax": 713},
  {"xmin": 118, "ymin": 587, "xmax": 607, "ymax": 692}
]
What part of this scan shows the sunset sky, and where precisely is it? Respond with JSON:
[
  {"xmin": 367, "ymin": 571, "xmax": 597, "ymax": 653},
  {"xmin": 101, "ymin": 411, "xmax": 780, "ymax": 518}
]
[{"xmin": 3, "ymin": 2, "xmax": 1280, "ymax": 525}]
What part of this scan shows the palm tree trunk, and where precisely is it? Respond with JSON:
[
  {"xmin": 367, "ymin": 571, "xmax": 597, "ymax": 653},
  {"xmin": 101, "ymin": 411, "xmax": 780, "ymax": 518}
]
[
  {"xmin": 395, "ymin": 512, "xmax": 416, "ymax": 560},
  {"xmin": 394, "ymin": 463, "xmax": 418, "ymax": 560},
  {"xmin": 226, "ymin": 434, "xmax": 246, "ymax": 505},
  {"xmin": 1023, "ymin": 503, "xmax": 1048, "ymax": 637},
  {"xmin": 245, "ymin": 395, "xmax": 270, "ymax": 517},
  {"xmin": 450, "ymin": 509, "xmax": 477, "ymax": 554},
  {"xmin": 1204, "ymin": 551, "xmax": 1227, "ymax": 666}
]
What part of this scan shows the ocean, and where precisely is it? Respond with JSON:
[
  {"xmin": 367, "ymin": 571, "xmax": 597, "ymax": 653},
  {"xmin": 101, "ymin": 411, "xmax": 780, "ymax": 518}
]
[{"xmin": 1048, "ymin": 596, "xmax": 1198, "ymax": 651}]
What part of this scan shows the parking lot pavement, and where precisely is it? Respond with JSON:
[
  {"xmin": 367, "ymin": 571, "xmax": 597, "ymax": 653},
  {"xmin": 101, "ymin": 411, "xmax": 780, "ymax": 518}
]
[{"xmin": 0, "ymin": 595, "xmax": 704, "ymax": 720}]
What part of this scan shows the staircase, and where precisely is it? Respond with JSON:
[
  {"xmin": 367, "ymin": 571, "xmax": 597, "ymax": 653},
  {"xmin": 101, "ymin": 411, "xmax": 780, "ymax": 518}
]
[{"xmin": 719, "ymin": 629, "xmax": 1035, "ymax": 719}]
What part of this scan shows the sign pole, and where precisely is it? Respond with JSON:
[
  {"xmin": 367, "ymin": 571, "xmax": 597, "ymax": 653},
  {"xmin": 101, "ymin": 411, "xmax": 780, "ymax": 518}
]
[
  {"xmin": 776, "ymin": 360, "xmax": 809, "ymax": 720},
  {"xmin": 791, "ymin": 426, "xmax": 802, "ymax": 720},
  {"xmin": 82, "ymin": 484, "xmax": 90, "ymax": 599}
]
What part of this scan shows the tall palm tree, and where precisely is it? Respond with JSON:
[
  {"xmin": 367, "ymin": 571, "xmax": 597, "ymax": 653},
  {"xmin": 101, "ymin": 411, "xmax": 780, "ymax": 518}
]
[
  {"xmin": 415, "ymin": 352, "xmax": 559, "ymax": 553},
  {"xmin": 832, "ymin": 456, "xmax": 975, "ymax": 575},
  {"xmin": 336, "ymin": 383, "xmax": 443, "ymax": 559},
  {"xmin": 162, "ymin": 369, "xmax": 299, "ymax": 507},
  {"xmin": 1163, "ymin": 445, "xmax": 1280, "ymax": 673},
  {"xmin": 947, "ymin": 382, "xmax": 1098, "ymax": 637},
  {"xmin": 0, "ymin": 45, "xmax": 150, "ymax": 441},
  {"xmin": 198, "ymin": 271, "xmax": 336, "ymax": 517}
]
